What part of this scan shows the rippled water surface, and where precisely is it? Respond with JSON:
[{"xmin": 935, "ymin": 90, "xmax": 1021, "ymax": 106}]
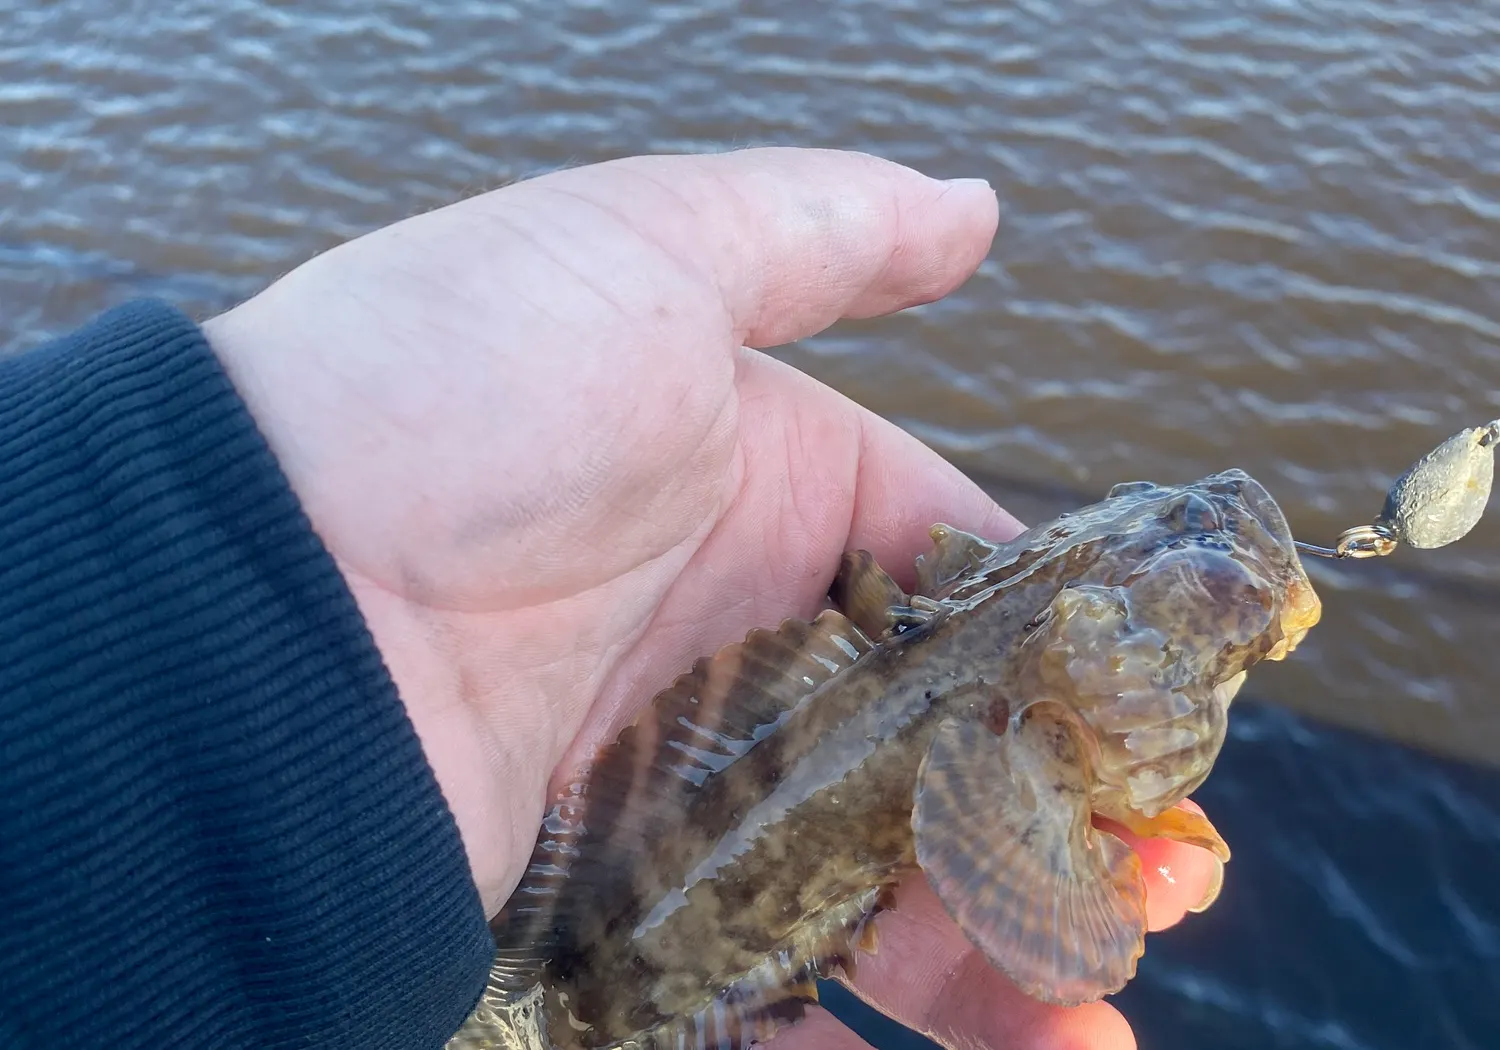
[{"xmin": 3, "ymin": 2, "xmax": 1498, "ymax": 1048}]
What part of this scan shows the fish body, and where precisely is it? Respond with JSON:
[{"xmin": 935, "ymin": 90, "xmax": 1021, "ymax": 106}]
[{"xmin": 448, "ymin": 469, "xmax": 1321, "ymax": 1050}]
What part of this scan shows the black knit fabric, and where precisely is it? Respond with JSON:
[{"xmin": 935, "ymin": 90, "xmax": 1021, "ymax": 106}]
[{"xmin": 0, "ymin": 300, "xmax": 493, "ymax": 1047}]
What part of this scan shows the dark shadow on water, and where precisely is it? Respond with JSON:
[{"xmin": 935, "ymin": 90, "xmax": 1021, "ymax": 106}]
[{"xmin": 818, "ymin": 979, "xmax": 936, "ymax": 1049}]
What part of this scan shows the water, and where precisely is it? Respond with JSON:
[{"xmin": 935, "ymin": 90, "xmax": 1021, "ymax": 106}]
[{"xmin": 2, "ymin": 1, "xmax": 1497, "ymax": 1047}]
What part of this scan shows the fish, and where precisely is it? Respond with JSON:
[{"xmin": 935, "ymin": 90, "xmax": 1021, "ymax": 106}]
[{"xmin": 446, "ymin": 469, "xmax": 1322, "ymax": 1050}]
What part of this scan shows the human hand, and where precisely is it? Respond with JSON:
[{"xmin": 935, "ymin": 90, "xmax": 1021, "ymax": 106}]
[{"xmin": 204, "ymin": 147, "xmax": 1220, "ymax": 1050}]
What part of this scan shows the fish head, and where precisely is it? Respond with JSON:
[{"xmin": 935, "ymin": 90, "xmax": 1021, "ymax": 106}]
[{"xmin": 1026, "ymin": 470, "xmax": 1321, "ymax": 817}]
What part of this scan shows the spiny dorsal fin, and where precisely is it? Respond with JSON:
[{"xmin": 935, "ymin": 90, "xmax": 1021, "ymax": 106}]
[
  {"xmin": 630, "ymin": 608, "xmax": 876, "ymax": 776},
  {"xmin": 830, "ymin": 549, "xmax": 948, "ymax": 641},
  {"xmin": 830, "ymin": 550, "xmax": 911, "ymax": 639},
  {"xmin": 913, "ymin": 523, "xmax": 1002, "ymax": 598},
  {"xmin": 587, "ymin": 609, "xmax": 877, "ymax": 824},
  {"xmin": 487, "ymin": 609, "xmax": 876, "ymax": 980}
]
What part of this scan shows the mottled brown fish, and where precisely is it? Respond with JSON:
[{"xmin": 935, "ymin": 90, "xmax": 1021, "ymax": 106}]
[{"xmin": 447, "ymin": 470, "xmax": 1321, "ymax": 1050}]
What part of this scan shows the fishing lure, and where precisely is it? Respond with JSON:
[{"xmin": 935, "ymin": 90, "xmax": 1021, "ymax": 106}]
[{"xmin": 1295, "ymin": 420, "xmax": 1500, "ymax": 559}]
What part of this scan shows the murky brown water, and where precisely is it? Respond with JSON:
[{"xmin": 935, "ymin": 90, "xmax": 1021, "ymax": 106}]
[{"xmin": 3, "ymin": 2, "xmax": 1497, "ymax": 1048}]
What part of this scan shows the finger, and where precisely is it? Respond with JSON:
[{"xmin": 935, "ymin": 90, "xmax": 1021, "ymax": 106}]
[
  {"xmin": 844, "ymin": 405, "xmax": 1025, "ymax": 589},
  {"xmin": 841, "ymin": 878, "xmax": 1137, "ymax": 1050},
  {"xmin": 772, "ymin": 1006, "xmax": 878, "ymax": 1050},
  {"xmin": 532, "ymin": 147, "xmax": 999, "ymax": 348},
  {"xmin": 725, "ymin": 349, "xmax": 1024, "ymax": 598},
  {"xmin": 1106, "ymin": 798, "xmax": 1224, "ymax": 933}
]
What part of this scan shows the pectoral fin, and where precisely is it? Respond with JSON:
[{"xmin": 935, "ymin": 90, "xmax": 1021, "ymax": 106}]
[{"xmin": 912, "ymin": 709, "xmax": 1148, "ymax": 1006}]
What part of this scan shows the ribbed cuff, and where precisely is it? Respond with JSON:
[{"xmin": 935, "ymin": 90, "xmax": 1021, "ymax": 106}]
[{"xmin": 0, "ymin": 300, "xmax": 492, "ymax": 1048}]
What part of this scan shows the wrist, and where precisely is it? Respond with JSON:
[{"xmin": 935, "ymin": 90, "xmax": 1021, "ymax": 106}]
[{"xmin": 339, "ymin": 572, "xmax": 529, "ymax": 917}]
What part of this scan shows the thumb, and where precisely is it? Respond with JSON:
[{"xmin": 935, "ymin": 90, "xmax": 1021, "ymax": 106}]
[{"xmin": 509, "ymin": 147, "xmax": 1000, "ymax": 348}]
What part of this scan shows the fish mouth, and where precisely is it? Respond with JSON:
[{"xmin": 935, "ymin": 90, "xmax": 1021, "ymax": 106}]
[{"xmin": 1265, "ymin": 573, "xmax": 1322, "ymax": 660}]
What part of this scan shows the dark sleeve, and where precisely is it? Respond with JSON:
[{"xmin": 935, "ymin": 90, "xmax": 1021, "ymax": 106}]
[{"xmin": 0, "ymin": 300, "xmax": 494, "ymax": 1048}]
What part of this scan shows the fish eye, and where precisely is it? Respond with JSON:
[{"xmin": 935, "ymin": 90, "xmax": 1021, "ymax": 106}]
[{"xmin": 1164, "ymin": 492, "xmax": 1222, "ymax": 534}]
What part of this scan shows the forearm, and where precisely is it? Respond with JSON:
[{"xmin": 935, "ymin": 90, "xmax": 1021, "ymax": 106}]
[{"xmin": 0, "ymin": 300, "xmax": 490, "ymax": 1048}]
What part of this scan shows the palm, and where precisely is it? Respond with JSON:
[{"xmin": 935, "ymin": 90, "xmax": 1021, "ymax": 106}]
[{"xmin": 207, "ymin": 148, "xmax": 1218, "ymax": 1050}]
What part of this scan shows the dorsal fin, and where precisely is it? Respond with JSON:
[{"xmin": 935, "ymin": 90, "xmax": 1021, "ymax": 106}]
[
  {"xmin": 610, "ymin": 608, "xmax": 876, "ymax": 791},
  {"xmin": 487, "ymin": 609, "xmax": 876, "ymax": 985},
  {"xmin": 830, "ymin": 550, "xmax": 911, "ymax": 638}
]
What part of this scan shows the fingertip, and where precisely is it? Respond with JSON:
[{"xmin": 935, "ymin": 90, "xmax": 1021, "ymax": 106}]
[
  {"xmin": 1114, "ymin": 815, "xmax": 1224, "ymax": 933},
  {"xmin": 1022, "ymin": 999, "xmax": 1139, "ymax": 1050},
  {"xmin": 921, "ymin": 955, "xmax": 1138, "ymax": 1050},
  {"xmin": 1139, "ymin": 840, "xmax": 1219, "ymax": 932},
  {"xmin": 941, "ymin": 177, "xmax": 1001, "ymax": 252},
  {"xmin": 842, "ymin": 879, "xmax": 1140, "ymax": 1050},
  {"xmin": 605, "ymin": 147, "xmax": 1000, "ymax": 348},
  {"xmin": 839, "ymin": 174, "xmax": 1000, "ymax": 321}
]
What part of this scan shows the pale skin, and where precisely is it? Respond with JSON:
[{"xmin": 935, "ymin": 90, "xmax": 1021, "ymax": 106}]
[{"xmin": 204, "ymin": 147, "xmax": 1220, "ymax": 1050}]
